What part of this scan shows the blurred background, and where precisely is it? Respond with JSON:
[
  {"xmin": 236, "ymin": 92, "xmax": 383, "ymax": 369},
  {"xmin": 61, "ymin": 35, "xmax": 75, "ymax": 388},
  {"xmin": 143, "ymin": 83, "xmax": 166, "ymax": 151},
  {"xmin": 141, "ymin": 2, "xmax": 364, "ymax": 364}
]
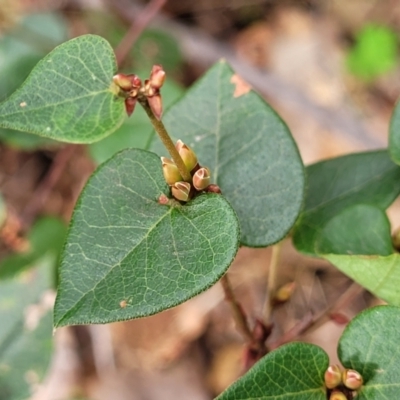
[{"xmin": 0, "ymin": 0, "xmax": 399, "ymax": 399}]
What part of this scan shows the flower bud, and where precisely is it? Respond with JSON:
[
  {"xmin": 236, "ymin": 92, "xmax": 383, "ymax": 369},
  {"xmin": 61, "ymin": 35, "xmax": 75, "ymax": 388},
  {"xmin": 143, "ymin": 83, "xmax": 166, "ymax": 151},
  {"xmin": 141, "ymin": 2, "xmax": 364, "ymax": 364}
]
[
  {"xmin": 161, "ymin": 157, "xmax": 182, "ymax": 185},
  {"xmin": 193, "ymin": 167, "xmax": 211, "ymax": 191},
  {"xmin": 124, "ymin": 97, "xmax": 137, "ymax": 117},
  {"xmin": 113, "ymin": 73, "xmax": 142, "ymax": 91},
  {"xmin": 148, "ymin": 93, "xmax": 163, "ymax": 120},
  {"xmin": 342, "ymin": 369, "xmax": 363, "ymax": 390},
  {"xmin": 329, "ymin": 390, "xmax": 347, "ymax": 400},
  {"xmin": 149, "ymin": 65, "xmax": 166, "ymax": 89},
  {"xmin": 175, "ymin": 140, "xmax": 198, "ymax": 172},
  {"xmin": 273, "ymin": 282, "xmax": 296, "ymax": 304},
  {"xmin": 171, "ymin": 181, "xmax": 191, "ymax": 202},
  {"xmin": 324, "ymin": 365, "xmax": 342, "ymax": 389}
]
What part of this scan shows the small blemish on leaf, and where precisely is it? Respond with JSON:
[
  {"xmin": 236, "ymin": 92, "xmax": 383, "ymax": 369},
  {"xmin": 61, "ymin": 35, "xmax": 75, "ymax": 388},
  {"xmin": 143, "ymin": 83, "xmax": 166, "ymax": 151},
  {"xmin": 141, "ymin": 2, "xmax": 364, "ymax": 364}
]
[
  {"xmin": 158, "ymin": 194, "xmax": 170, "ymax": 205},
  {"xmin": 230, "ymin": 74, "xmax": 251, "ymax": 98},
  {"xmin": 20, "ymin": 102, "xmax": 27, "ymax": 107},
  {"xmin": 119, "ymin": 300, "xmax": 127, "ymax": 308}
]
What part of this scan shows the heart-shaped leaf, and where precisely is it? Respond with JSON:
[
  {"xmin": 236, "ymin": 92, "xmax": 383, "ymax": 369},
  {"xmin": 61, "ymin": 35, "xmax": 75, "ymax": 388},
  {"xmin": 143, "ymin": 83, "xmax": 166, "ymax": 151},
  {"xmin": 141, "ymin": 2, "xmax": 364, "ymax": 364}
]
[
  {"xmin": 293, "ymin": 150, "xmax": 400, "ymax": 255},
  {"xmin": 324, "ymin": 254, "xmax": 400, "ymax": 306},
  {"xmin": 216, "ymin": 342, "xmax": 328, "ymax": 400},
  {"xmin": 54, "ymin": 148, "xmax": 240, "ymax": 327},
  {"xmin": 150, "ymin": 61, "xmax": 305, "ymax": 247},
  {"xmin": 389, "ymin": 98, "xmax": 400, "ymax": 165},
  {"xmin": 0, "ymin": 34, "xmax": 125, "ymax": 143},
  {"xmin": 0, "ymin": 258, "xmax": 54, "ymax": 400},
  {"xmin": 338, "ymin": 305, "xmax": 400, "ymax": 398}
]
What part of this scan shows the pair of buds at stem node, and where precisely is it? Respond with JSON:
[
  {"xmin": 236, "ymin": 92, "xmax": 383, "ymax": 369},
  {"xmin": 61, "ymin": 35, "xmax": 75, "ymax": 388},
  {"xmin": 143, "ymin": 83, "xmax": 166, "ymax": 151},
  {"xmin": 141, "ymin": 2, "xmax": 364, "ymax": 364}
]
[
  {"xmin": 325, "ymin": 365, "xmax": 363, "ymax": 398},
  {"xmin": 162, "ymin": 140, "xmax": 212, "ymax": 202},
  {"xmin": 113, "ymin": 65, "xmax": 166, "ymax": 119}
]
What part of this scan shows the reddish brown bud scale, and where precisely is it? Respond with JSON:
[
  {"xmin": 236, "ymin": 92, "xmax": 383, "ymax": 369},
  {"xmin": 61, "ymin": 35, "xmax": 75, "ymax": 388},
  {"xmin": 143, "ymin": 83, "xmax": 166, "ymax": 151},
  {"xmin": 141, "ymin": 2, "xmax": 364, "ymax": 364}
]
[
  {"xmin": 329, "ymin": 312, "xmax": 350, "ymax": 325},
  {"xmin": 149, "ymin": 64, "xmax": 166, "ymax": 89},
  {"xmin": 124, "ymin": 97, "xmax": 137, "ymax": 116},
  {"xmin": 205, "ymin": 184, "xmax": 222, "ymax": 194},
  {"xmin": 148, "ymin": 94, "xmax": 163, "ymax": 120},
  {"xmin": 113, "ymin": 73, "xmax": 133, "ymax": 91}
]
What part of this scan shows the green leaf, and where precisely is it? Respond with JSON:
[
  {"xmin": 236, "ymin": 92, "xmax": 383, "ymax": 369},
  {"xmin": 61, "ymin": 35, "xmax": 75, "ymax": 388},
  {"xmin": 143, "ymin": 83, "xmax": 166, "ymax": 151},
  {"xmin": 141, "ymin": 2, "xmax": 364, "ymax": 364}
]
[
  {"xmin": 216, "ymin": 342, "xmax": 328, "ymax": 400},
  {"xmin": 0, "ymin": 258, "xmax": 53, "ymax": 400},
  {"xmin": 0, "ymin": 217, "xmax": 67, "ymax": 280},
  {"xmin": 54, "ymin": 148, "xmax": 240, "ymax": 327},
  {"xmin": 324, "ymin": 254, "xmax": 400, "ymax": 306},
  {"xmin": 338, "ymin": 305, "xmax": 400, "ymax": 398},
  {"xmin": 89, "ymin": 78, "xmax": 184, "ymax": 164},
  {"xmin": 346, "ymin": 24, "xmax": 398, "ymax": 82},
  {"xmin": 0, "ymin": 34, "xmax": 125, "ymax": 143},
  {"xmin": 151, "ymin": 61, "xmax": 305, "ymax": 247},
  {"xmin": 389, "ymin": 98, "xmax": 400, "ymax": 165},
  {"xmin": 0, "ymin": 13, "xmax": 68, "ymax": 149},
  {"xmin": 293, "ymin": 150, "xmax": 400, "ymax": 255},
  {"xmin": 316, "ymin": 204, "xmax": 393, "ymax": 255}
]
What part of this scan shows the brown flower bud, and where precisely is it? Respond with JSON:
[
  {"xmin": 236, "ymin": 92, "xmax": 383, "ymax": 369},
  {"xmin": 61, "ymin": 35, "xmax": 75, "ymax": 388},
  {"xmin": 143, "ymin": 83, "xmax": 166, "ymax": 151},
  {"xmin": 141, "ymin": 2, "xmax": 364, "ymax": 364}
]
[
  {"xmin": 171, "ymin": 181, "xmax": 191, "ymax": 202},
  {"xmin": 161, "ymin": 157, "xmax": 182, "ymax": 186},
  {"xmin": 113, "ymin": 73, "xmax": 133, "ymax": 91},
  {"xmin": 342, "ymin": 369, "xmax": 363, "ymax": 390},
  {"xmin": 149, "ymin": 65, "xmax": 166, "ymax": 89},
  {"xmin": 329, "ymin": 390, "xmax": 347, "ymax": 400},
  {"xmin": 324, "ymin": 365, "xmax": 342, "ymax": 389},
  {"xmin": 175, "ymin": 140, "xmax": 198, "ymax": 172},
  {"xmin": 124, "ymin": 97, "xmax": 137, "ymax": 117},
  {"xmin": 193, "ymin": 167, "xmax": 211, "ymax": 191},
  {"xmin": 148, "ymin": 93, "xmax": 163, "ymax": 120}
]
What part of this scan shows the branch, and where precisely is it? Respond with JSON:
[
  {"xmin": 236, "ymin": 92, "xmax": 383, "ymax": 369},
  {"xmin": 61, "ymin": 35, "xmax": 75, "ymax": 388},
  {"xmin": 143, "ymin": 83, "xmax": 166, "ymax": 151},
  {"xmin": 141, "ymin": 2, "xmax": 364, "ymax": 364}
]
[{"xmin": 115, "ymin": 0, "xmax": 167, "ymax": 67}]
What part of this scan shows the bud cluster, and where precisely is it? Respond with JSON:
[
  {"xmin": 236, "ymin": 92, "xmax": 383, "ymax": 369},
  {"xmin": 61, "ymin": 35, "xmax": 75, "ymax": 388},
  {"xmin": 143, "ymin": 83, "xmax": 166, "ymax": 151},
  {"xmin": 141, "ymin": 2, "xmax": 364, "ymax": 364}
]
[
  {"xmin": 162, "ymin": 140, "xmax": 215, "ymax": 202},
  {"xmin": 324, "ymin": 365, "xmax": 363, "ymax": 399},
  {"xmin": 113, "ymin": 65, "xmax": 166, "ymax": 120}
]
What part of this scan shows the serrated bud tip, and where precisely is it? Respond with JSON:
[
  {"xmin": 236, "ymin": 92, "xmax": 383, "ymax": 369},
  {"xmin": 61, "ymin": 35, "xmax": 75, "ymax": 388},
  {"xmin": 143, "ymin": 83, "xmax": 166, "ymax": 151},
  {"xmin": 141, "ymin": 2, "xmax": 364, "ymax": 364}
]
[
  {"xmin": 149, "ymin": 64, "xmax": 166, "ymax": 89},
  {"xmin": 324, "ymin": 365, "xmax": 342, "ymax": 389},
  {"xmin": 342, "ymin": 369, "xmax": 363, "ymax": 390},
  {"xmin": 171, "ymin": 181, "xmax": 191, "ymax": 202},
  {"xmin": 161, "ymin": 157, "xmax": 183, "ymax": 186},
  {"xmin": 193, "ymin": 167, "xmax": 211, "ymax": 191},
  {"xmin": 329, "ymin": 390, "xmax": 347, "ymax": 400},
  {"xmin": 175, "ymin": 140, "xmax": 198, "ymax": 172}
]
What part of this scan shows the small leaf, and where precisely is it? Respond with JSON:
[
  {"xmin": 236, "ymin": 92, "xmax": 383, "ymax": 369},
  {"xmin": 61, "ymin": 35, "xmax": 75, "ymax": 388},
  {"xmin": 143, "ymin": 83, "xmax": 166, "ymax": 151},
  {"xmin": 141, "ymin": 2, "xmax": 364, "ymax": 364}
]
[
  {"xmin": 216, "ymin": 342, "xmax": 328, "ymax": 400},
  {"xmin": 293, "ymin": 150, "xmax": 400, "ymax": 255},
  {"xmin": 54, "ymin": 148, "xmax": 240, "ymax": 327},
  {"xmin": 0, "ymin": 258, "xmax": 54, "ymax": 400},
  {"xmin": 389, "ymin": 98, "xmax": 400, "ymax": 165},
  {"xmin": 0, "ymin": 34, "xmax": 125, "ymax": 143},
  {"xmin": 324, "ymin": 254, "xmax": 400, "ymax": 306},
  {"xmin": 338, "ymin": 306, "xmax": 400, "ymax": 398},
  {"xmin": 151, "ymin": 61, "xmax": 305, "ymax": 247},
  {"xmin": 316, "ymin": 204, "xmax": 393, "ymax": 255}
]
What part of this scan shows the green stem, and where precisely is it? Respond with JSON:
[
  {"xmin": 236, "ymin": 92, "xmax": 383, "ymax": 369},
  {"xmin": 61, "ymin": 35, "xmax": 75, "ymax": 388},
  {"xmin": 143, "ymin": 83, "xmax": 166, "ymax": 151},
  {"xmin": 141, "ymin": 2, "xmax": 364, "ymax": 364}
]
[{"xmin": 139, "ymin": 98, "xmax": 192, "ymax": 182}]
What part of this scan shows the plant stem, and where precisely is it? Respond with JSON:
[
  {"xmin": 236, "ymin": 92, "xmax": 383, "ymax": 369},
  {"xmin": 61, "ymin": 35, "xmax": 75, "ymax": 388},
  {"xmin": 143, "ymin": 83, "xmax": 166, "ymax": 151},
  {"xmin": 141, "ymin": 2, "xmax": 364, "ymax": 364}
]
[
  {"xmin": 139, "ymin": 98, "xmax": 192, "ymax": 182},
  {"xmin": 263, "ymin": 241, "xmax": 283, "ymax": 323},
  {"xmin": 220, "ymin": 274, "xmax": 253, "ymax": 343}
]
